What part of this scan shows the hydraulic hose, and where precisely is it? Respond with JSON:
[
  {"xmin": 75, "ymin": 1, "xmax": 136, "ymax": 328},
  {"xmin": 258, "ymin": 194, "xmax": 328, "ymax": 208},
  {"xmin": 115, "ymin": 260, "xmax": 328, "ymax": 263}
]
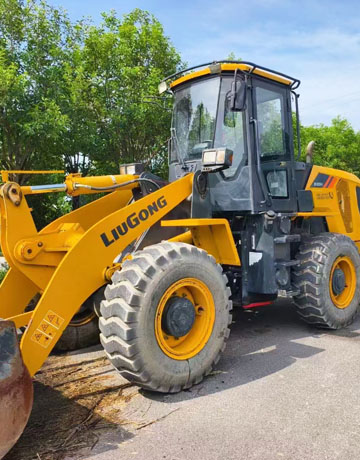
[{"xmin": 73, "ymin": 178, "xmax": 161, "ymax": 192}]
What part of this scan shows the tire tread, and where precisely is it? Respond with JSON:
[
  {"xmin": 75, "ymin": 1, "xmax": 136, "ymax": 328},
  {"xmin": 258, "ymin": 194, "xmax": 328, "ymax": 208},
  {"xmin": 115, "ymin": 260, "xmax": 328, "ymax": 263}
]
[{"xmin": 100, "ymin": 242, "xmax": 232, "ymax": 392}]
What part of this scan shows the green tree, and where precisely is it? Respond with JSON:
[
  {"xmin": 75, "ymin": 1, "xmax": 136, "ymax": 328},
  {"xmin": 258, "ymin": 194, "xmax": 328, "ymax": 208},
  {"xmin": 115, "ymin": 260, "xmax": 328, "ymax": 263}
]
[
  {"xmin": 0, "ymin": 0, "xmax": 84, "ymax": 181},
  {"xmin": 81, "ymin": 9, "xmax": 181, "ymax": 175},
  {"xmin": 299, "ymin": 116, "xmax": 360, "ymax": 177},
  {"xmin": 226, "ymin": 52, "xmax": 241, "ymax": 61},
  {"xmin": 0, "ymin": 0, "xmax": 84, "ymax": 227},
  {"xmin": 0, "ymin": 1, "xmax": 182, "ymax": 227}
]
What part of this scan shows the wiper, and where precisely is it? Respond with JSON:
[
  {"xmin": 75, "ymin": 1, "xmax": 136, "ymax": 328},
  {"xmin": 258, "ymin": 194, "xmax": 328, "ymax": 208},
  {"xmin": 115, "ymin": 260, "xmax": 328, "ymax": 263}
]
[{"xmin": 170, "ymin": 127, "xmax": 187, "ymax": 169}]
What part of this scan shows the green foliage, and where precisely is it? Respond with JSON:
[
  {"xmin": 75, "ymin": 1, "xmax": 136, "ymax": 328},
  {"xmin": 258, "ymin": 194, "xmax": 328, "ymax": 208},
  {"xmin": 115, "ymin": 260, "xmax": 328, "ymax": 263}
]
[
  {"xmin": 0, "ymin": 0, "xmax": 80, "ymax": 178},
  {"xmin": 257, "ymin": 98, "xmax": 284, "ymax": 155},
  {"xmin": 188, "ymin": 104, "xmax": 215, "ymax": 148},
  {"xmin": 295, "ymin": 115, "xmax": 360, "ymax": 177},
  {"xmin": 226, "ymin": 52, "xmax": 241, "ymax": 61},
  {"xmin": 81, "ymin": 8, "xmax": 182, "ymax": 175},
  {"xmin": 1, "ymin": 0, "xmax": 360, "ymax": 234},
  {"xmin": 27, "ymin": 185, "xmax": 72, "ymax": 230},
  {"xmin": 0, "ymin": 268, "xmax": 7, "ymax": 283},
  {"xmin": 0, "ymin": 1, "xmax": 182, "ymax": 227}
]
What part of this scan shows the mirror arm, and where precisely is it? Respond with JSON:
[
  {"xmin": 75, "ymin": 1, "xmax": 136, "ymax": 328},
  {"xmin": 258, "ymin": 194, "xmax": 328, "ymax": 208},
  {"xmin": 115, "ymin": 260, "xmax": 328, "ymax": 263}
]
[{"xmin": 230, "ymin": 68, "xmax": 238, "ymax": 110}]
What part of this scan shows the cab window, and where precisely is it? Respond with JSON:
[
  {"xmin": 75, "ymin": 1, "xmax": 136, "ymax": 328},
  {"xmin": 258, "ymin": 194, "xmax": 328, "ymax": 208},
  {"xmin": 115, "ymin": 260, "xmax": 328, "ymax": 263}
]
[
  {"xmin": 214, "ymin": 77, "xmax": 247, "ymax": 178},
  {"xmin": 255, "ymin": 85, "xmax": 289, "ymax": 161}
]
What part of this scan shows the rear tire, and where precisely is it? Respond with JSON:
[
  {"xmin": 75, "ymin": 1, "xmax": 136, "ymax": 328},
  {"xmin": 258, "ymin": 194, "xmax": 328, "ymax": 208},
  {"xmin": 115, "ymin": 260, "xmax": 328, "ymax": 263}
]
[
  {"xmin": 99, "ymin": 242, "xmax": 232, "ymax": 393},
  {"xmin": 293, "ymin": 233, "xmax": 360, "ymax": 329},
  {"xmin": 54, "ymin": 287, "xmax": 105, "ymax": 352},
  {"xmin": 55, "ymin": 313, "xmax": 99, "ymax": 352}
]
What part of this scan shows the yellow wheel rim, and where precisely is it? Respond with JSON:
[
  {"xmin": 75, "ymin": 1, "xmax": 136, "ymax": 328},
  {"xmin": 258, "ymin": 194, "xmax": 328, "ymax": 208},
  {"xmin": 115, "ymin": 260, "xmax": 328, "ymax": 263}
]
[
  {"xmin": 329, "ymin": 256, "xmax": 356, "ymax": 309},
  {"xmin": 155, "ymin": 278, "xmax": 215, "ymax": 360},
  {"xmin": 69, "ymin": 310, "xmax": 96, "ymax": 327}
]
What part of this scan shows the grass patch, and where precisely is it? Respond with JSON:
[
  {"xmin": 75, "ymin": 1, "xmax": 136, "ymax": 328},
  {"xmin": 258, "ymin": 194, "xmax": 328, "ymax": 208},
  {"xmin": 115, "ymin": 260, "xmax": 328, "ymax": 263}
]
[{"xmin": 0, "ymin": 268, "xmax": 8, "ymax": 283}]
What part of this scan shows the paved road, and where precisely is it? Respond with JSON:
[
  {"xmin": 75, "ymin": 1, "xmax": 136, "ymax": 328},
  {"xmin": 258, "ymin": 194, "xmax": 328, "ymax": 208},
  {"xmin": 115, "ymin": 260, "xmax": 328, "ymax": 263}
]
[{"xmin": 7, "ymin": 301, "xmax": 360, "ymax": 460}]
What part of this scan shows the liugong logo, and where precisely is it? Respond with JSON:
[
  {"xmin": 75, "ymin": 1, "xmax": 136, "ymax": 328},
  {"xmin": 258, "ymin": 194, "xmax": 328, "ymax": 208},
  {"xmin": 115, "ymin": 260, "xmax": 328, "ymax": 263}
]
[{"xmin": 100, "ymin": 195, "xmax": 167, "ymax": 247}]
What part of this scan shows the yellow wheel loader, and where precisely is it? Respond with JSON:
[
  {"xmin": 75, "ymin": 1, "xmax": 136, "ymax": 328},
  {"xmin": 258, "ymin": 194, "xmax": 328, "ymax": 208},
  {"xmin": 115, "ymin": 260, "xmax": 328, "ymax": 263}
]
[{"xmin": 2, "ymin": 60, "xmax": 360, "ymax": 456}]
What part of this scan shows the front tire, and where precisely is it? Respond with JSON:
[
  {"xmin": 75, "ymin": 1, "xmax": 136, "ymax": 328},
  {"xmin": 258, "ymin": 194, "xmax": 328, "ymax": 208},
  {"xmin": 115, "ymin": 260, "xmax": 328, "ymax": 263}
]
[
  {"xmin": 99, "ymin": 242, "xmax": 232, "ymax": 393},
  {"xmin": 293, "ymin": 233, "xmax": 360, "ymax": 329}
]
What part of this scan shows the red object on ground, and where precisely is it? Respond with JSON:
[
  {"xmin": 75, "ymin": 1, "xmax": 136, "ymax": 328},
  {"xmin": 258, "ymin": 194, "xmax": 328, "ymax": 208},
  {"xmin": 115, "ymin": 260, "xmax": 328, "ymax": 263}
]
[{"xmin": 242, "ymin": 301, "xmax": 272, "ymax": 309}]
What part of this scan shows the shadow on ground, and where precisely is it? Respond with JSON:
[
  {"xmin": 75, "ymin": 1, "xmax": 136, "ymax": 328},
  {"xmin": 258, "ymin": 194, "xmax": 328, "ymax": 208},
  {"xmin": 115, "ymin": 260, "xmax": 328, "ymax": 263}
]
[
  {"xmin": 143, "ymin": 300, "xmax": 360, "ymax": 403},
  {"xmin": 5, "ymin": 300, "xmax": 360, "ymax": 459}
]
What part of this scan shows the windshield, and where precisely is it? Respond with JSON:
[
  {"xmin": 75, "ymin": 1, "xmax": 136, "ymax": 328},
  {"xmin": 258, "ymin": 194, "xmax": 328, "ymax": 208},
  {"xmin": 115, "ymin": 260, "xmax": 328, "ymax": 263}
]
[
  {"xmin": 215, "ymin": 77, "xmax": 247, "ymax": 177},
  {"xmin": 171, "ymin": 76, "xmax": 247, "ymax": 177},
  {"xmin": 171, "ymin": 77, "xmax": 220, "ymax": 162}
]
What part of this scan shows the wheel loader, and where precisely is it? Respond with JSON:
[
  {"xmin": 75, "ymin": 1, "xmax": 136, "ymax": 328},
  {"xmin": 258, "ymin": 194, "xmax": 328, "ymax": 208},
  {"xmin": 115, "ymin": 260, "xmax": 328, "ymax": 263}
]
[{"xmin": 2, "ymin": 60, "xmax": 360, "ymax": 457}]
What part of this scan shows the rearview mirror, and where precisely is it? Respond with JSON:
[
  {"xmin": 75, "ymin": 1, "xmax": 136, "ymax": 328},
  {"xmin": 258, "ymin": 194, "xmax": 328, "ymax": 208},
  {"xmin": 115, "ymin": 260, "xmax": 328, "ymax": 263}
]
[{"xmin": 230, "ymin": 71, "xmax": 247, "ymax": 112}]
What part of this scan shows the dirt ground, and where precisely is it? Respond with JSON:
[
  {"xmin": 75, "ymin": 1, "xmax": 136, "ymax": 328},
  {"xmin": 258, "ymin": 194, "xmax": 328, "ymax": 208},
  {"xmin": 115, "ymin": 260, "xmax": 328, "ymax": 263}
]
[
  {"xmin": 5, "ymin": 351, "xmax": 141, "ymax": 460},
  {"xmin": 5, "ymin": 336, "xmax": 187, "ymax": 460}
]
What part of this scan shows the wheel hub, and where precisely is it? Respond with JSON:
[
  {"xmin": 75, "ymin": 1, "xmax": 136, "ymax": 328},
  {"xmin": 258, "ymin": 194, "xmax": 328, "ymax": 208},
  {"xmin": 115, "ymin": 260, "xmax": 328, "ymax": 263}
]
[
  {"xmin": 332, "ymin": 268, "xmax": 346, "ymax": 296},
  {"xmin": 162, "ymin": 296, "xmax": 195, "ymax": 338}
]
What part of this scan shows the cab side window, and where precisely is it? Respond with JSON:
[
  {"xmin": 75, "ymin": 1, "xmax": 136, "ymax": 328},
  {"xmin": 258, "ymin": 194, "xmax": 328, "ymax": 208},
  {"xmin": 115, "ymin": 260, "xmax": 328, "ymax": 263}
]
[{"xmin": 255, "ymin": 86, "xmax": 288, "ymax": 160}]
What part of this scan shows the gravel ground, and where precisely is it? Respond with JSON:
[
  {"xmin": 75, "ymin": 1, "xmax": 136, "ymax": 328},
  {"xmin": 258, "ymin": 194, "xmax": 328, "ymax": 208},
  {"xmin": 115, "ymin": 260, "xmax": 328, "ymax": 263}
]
[{"xmin": 5, "ymin": 300, "xmax": 360, "ymax": 460}]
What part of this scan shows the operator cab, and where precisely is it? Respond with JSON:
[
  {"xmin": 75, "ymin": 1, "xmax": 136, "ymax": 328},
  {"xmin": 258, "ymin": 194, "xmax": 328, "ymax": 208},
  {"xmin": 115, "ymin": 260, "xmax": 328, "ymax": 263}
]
[{"xmin": 161, "ymin": 61, "xmax": 309, "ymax": 216}]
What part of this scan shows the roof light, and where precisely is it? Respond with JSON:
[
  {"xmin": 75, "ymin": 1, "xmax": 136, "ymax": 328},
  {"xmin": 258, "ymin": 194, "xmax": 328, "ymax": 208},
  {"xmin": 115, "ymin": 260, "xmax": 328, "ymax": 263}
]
[
  {"xmin": 158, "ymin": 81, "xmax": 168, "ymax": 95},
  {"xmin": 209, "ymin": 63, "xmax": 221, "ymax": 74}
]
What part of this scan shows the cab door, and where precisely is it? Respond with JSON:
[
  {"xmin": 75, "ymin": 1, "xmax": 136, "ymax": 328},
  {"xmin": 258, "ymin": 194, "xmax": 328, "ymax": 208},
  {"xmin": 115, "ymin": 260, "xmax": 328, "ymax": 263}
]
[{"xmin": 252, "ymin": 79, "xmax": 297, "ymax": 212}]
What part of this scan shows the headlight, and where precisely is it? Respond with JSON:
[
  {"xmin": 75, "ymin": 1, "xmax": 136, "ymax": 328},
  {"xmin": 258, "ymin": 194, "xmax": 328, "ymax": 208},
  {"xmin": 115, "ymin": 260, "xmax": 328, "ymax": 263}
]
[
  {"xmin": 119, "ymin": 163, "xmax": 145, "ymax": 175},
  {"xmin": 203, "ymin": 150, "xmax": 217, "ymax": 165},
  {"xmin": 201, "ymin": 148, "xmax": 233, "ymax": 172},
  {"xmin": 216, "ymin": 149, "xmax": 226, "ymax": 164}
]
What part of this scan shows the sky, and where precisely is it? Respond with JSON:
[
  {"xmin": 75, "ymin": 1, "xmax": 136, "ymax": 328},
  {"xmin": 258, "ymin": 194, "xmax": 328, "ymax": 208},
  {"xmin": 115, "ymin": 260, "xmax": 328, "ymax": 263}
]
[{"xmin": 51, "ymin": 0, "xmax": 360, "ymax": 129}]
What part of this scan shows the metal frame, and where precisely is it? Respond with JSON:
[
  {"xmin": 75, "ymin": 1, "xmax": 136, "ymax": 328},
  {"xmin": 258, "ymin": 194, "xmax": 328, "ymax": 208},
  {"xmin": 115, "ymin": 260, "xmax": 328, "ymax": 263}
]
[
  {"xmin": 0, "ymin": 171, "xmax": 240, "ymax": 377},
  {"xmin": 161, "ymin": 60, "xmax": 301, "ymax": 89}
]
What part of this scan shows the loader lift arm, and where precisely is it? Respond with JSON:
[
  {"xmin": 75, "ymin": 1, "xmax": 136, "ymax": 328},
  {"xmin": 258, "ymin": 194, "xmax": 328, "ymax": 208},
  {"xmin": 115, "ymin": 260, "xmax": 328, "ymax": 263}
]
[{"xmin": 0, "ymin": 172, "xmax": 193, "ymax": 376}]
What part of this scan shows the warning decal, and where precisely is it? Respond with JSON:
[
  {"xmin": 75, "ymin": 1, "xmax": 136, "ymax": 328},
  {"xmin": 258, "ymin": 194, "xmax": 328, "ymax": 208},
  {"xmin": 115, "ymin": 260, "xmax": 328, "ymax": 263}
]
[
  {"xmin": 45, "ymin": 310, "xmax": 64, "ymax": 329},
  {"xmin": 31, "ymin": 310, "xmax": 65, "ymax": 348},
  {"xmin": 31, "ymin": 330, "xmax": 52, "ymax": 348}
]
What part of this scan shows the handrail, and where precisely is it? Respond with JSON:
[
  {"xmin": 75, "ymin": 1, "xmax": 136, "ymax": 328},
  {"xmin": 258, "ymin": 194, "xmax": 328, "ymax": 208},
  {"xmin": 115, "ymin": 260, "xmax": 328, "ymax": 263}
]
[{"xmin": 161, "ymin": 60, "xmax": 301, "ymax": 89}]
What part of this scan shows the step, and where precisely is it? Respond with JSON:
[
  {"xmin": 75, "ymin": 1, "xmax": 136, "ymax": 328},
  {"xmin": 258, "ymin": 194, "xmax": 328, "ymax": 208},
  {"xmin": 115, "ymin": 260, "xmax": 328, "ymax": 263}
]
[{"xmin": 278, "ymin": 288, "xmax": 300, "ymax": 298}]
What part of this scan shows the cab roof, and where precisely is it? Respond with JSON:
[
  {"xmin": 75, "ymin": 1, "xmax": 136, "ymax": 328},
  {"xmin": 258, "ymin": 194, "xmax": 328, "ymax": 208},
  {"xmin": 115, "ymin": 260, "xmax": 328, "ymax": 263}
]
[{"xmin": 162, "ymin": 61, "xmax": 300, "ymax": 91}]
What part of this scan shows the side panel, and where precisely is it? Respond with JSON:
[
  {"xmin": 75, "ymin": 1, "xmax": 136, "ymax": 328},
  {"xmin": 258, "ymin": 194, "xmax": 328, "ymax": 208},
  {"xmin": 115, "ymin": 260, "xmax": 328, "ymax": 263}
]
[
  {"xmin": 162, "ymin": 218, "xmax": 240, "ymax": 266},
  {"xmin": 304, "ymin": 165, "xmax": 360, "ymax": 244}
]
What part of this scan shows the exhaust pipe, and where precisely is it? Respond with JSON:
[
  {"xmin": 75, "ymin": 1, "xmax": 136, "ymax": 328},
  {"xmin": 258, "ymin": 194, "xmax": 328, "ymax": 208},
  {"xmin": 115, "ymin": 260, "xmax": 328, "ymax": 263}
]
[{"xmin": 0, "ymin": 321, "xmax": 33, "ymax": 459}]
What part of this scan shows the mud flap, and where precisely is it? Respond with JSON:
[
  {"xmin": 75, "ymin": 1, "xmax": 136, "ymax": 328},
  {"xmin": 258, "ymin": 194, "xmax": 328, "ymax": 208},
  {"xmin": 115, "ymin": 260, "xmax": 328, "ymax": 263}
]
[{"xmin": 0, "ymin": 321, "xmax": 33, "ymax": 459}]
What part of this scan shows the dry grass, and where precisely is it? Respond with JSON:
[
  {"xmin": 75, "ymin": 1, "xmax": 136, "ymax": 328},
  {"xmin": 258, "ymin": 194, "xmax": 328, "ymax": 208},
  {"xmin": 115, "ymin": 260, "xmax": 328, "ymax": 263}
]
[{"xmin": 5, "ymin": 354, "xmax": 138, "ymax": 460}]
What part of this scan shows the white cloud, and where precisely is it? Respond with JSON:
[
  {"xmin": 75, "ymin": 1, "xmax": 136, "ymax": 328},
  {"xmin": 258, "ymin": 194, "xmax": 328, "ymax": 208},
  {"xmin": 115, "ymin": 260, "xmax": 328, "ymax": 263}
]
[{"xmin": 179, "ymin": 25, "xmax": 360, "ymax": 129}]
